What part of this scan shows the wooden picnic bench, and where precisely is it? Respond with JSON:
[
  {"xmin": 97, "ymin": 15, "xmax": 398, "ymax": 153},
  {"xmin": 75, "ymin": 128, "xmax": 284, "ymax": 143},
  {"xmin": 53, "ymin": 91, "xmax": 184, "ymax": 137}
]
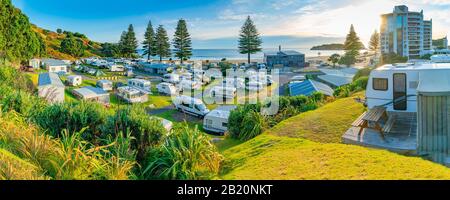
[{"xmin": 352, "ymin": 106, "xmax": 392, "ymax": 140}]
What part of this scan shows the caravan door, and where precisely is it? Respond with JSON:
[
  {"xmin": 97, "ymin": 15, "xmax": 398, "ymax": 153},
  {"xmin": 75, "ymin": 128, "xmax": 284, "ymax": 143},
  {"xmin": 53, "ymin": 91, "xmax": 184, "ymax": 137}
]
[{"xmin": 393, "ymin": 73, "xmax": 407, "ymax": 111}]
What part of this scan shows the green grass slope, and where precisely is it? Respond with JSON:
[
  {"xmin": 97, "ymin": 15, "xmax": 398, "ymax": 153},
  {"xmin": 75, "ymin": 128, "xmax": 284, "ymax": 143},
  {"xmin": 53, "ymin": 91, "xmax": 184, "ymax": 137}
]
[
  {"xmin": 220, "ymin": 93, "xmax": 450, "ymax": 180},
  {"xmin": 268, "ymin": 92, "xmax": 366, "ymax": 143}
]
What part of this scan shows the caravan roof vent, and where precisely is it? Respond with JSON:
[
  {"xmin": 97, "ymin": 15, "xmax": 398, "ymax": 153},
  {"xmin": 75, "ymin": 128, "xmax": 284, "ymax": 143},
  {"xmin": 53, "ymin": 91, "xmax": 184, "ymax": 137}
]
[{"xmin": 393, "ymin": 63, "xmax": 414, "ymax": 68}]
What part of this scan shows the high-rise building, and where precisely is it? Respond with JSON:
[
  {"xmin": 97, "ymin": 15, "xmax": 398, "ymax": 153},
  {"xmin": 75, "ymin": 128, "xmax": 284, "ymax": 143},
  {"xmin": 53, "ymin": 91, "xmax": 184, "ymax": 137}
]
[{"xmin": 380, "ymin": 5, "xmax": 432, "ymax": 59}]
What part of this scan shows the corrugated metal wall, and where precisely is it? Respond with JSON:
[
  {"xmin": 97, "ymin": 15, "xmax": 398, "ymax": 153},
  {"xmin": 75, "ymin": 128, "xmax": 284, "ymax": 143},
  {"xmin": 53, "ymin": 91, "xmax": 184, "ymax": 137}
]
[{"xmin": 417, "ymin": 94, "xmax": 450, "ymax": 164}]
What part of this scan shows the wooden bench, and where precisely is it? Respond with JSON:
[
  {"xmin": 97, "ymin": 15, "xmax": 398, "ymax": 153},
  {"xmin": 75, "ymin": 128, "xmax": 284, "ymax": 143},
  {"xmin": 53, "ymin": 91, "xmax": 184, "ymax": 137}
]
[
  {"xmin": 352, "ymin": 107, "xmax": 389, "ymax": 139},
  {"xmin": 382, "ymin": 115, "xmax": 396, "ymax": 134}
]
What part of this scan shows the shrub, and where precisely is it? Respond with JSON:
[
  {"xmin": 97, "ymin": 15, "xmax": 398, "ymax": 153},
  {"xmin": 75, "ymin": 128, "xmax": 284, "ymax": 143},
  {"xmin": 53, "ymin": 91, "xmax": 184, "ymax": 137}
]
[
  {"xmin": 0, "ymin": 111, "xmax": 135, "ymax": 180},
  {"xmin": 32, "ymin": 101, "xmax": 106, "ymax": 141},
  {"xmin": 353, "ymin": 67, "xmax": 373, "ymax": 81},
  {"xmin": 142, "ymin": 124, "xmax": 223, "ymax": 180},
  {"xmin": 101, "ymin": 105, "xmax": 166, "ymax": 163},
  {"xmin": 239, "ymin": 110, "xmax": 268, "ymax": 141},
  {"xmin": 334, "ymin": 76, "xmax": 368, "ymax": 97}
]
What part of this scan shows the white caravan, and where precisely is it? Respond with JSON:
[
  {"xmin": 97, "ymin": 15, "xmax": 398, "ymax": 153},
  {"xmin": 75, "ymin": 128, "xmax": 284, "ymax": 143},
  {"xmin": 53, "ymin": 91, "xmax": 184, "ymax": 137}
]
[
  {"xmin": 173, "ymin": 95, "xmax": 210, "ymax": 117},
  {"xmin": 247, "ymin": 81, "xmax": 265, "ymax": 91},
  {"xmin": 203, "ymin": 106, "xmax": 237, "ymax": 134},
  {"xmin": 128, "ymin": 79, "xmax": 152, "ymax": 94},
  {"xmin": 210, "ymin": 86, "xmax": 237, "ymax": 99},
  {"xmin": 222, "ymin": 78, "xmax": 245, "ymax": 89},
  {"xmin": 366, "ymin": 63, "xmax": 450, "ymax": 112},
  {"xmin": 156, "ymin": 82, "xmax": 178, "ymax": 95},
  {"xmin": 179, "ymin": 79, "xmax": 202, "ymax": 91},
  {"xmin": 163, "ymin": 73, "xmax": 180, "ymax": 84}
]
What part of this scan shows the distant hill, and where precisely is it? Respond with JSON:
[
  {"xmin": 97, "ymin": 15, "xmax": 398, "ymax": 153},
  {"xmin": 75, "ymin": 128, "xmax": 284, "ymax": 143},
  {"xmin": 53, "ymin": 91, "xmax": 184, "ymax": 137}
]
[
  {"xmin": 310, "ymin": 43, "xmax": 344, "ymax": 50},
  {"xmin": 32, "ymin": 25, "xmax": 103, "ymax": 60}
]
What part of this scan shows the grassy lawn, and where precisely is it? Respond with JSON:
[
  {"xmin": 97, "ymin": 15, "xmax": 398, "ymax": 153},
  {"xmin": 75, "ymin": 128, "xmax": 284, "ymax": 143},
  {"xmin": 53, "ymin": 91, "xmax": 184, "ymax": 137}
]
[
  {"xmin": 219, "ymin": 92, "xmax": 450, "ymax": 180},
  {"xmin": 220, "ymin": 134, "xmax": 450, "ymax": 180},
  {"xmin": 266, "ymin": 92, "xmax": 366, "ymax": 143},
  {"xmin": 147, "ymin": 94, "xmax": 172, "ymax": 108}
]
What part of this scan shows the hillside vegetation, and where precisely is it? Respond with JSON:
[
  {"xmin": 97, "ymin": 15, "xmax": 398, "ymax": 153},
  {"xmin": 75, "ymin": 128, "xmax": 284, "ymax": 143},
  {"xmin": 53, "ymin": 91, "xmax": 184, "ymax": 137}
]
[
  {"xmin": 32, "ymin": 26, "xmax": 102, "ymax": 60},
  {"xmin": 220, "ymin": 93, "xmax": 450, "ymax": 180}
]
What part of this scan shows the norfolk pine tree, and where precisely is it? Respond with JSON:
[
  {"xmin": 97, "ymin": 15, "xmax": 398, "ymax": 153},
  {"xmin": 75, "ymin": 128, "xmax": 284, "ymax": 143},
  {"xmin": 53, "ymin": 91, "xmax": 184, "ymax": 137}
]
[
  {"xmin": 155, "ymin": 25, "xmax": 171, "ymax": 62},
  {"xmin": 238, "ymin": 16, "xmax": 262, "ymax": 64},
  {"xmin": 142, "ymin": 20, "xmax": 156, "ymax": 61},
  {"xmin": 173, "ymin": 19, "xmax": 193, "ymax": 64}
]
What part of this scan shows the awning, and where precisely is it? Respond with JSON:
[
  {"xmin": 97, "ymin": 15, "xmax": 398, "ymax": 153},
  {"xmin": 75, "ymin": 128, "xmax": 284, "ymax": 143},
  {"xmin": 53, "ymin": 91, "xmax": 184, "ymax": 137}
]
[{"xmin": 417, "ymin": 70, "xmax": 450, "ymax": 96}]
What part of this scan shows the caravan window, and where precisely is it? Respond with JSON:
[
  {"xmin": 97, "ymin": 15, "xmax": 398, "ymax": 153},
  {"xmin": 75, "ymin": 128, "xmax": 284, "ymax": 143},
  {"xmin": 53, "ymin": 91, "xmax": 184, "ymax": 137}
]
[
  {"xmin": 222, "ymin": 122, "xmax": 228, "ymax": 127},
  {"xmin": 373, "ymin": 78, "xmax": 388, "ymax": 91}
]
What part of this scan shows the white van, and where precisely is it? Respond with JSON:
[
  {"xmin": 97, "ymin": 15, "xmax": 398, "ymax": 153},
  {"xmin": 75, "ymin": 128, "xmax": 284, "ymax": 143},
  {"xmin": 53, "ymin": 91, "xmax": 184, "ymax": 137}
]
[
  {"xmin": 203, "ymin": 106, "xmax": 237, "ymax": 134},
  {"xmin": 180, "ymin": 72, "xmax": 193, "ymax": 81},
  {"xmin": 247, "ymin": 81, "xmax": 265, "ymax": 91},
  {"xmin": 156, "ymin": 82, "xmax": 178, "ymax": 95},
  {"xmin": 173, "ymin": 95, "xmax": 210, "ymax": 117},
  {"xmin": 210, "ymin": 86, "xmax": 237, "ymax": 99},
  {"xmin": 163, "ymin": 73, "xmax": 180, "ymax": 84}
]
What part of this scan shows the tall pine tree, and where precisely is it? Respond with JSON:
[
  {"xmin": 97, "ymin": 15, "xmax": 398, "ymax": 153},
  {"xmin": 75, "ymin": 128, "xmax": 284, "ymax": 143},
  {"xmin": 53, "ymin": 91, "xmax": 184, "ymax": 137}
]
[
  {"xmin": 173, "ymin": 19, "xmax": 192, "ymax": 64},
  {"xmin": 142, "ymin": 20, "xmax": 156, "ymax": 61},
  {"xmin": 155, "ymin": 25, "xmax": 171, "ymax": 62},
  {"xmin": 238, "ymin": 16, "xmax": 262, "ymax": 64},
  {"xmin": 118, "ymin": 24, "xmax": 138, "ymax": 58},
  {"xmin": 369, "ymin": 29, "xmax": 380, "ymax": 52},
  {"xmin": 340, "ymin": 24, "xmax": 364, "ymax": 66}
]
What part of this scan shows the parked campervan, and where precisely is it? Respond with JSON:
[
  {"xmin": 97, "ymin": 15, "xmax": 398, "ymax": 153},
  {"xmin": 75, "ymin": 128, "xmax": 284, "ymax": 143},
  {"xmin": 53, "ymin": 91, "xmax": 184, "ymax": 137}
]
[
  {"xmin": 163, "ymin": 73, "xmax": 180, "ymax": 84},
  {"xmin": 203, "ymin": 106, "xmax": 237, "ymax": 134},
  {"xmin": 210, "ymin": 86, "xmax": 237, "ymax": 99},
  {"xmin": 173, "ymin": 95, "xmax": 210, "ymax": 117},
  {"xmin": 180, "ymin": 72, "xmax": 193, "ymax": 80},
  {"xmin": 156, "ymin": 82, "xmax": 178, "ymax": 95}
]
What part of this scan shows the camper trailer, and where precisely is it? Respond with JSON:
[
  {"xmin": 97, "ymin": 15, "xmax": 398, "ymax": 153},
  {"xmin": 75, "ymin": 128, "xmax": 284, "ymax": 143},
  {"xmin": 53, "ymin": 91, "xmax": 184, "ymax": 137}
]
[
  {"xmin": 210, "ymin": 86, "xmax": 237, "ymax": 99},
  {"xmin": 116, "ymin": 86, "xmax": 149, "ymax": 104},
  {"xmin": 179, "ymin": 80, "xmax": 202, "ymax": 91},
  {"xmin": 344, "ymin": 62, "xmax": 450, "ymax": 165},
  {"xmin": 162, "ymin": 73, "xmax": 180, "ymax": 84},
  {"xmin": 223, "ymin": 78, "xmax": 245, "ymax": 89},
  {"xmin": 173, "ymin": 95, "xmax": 210, "ymax": 117},
  {"xmin": 66, "ymin": 75, "xmax": 82, "ymax": 86},
  {"xmin": 108, "ymin": 64, "xmax": 125, "ymax": 72},
  {"xmin": 128, "ymin": 79, "xmax": 152, "ymax": 94},
  {"xmin": 203, "ymin": 106, "xmax": 237, "ymax": 134},
  {"xmin": 246, "ymin": 81, "xmax": 265, "ymax": 91},
  {"xmin": 156, "ymin": 82, "xmax": 178, "ymax": 95},
  {"xmin": 96, "ymin": 80, "xmax": 113, "ymax": 91}
]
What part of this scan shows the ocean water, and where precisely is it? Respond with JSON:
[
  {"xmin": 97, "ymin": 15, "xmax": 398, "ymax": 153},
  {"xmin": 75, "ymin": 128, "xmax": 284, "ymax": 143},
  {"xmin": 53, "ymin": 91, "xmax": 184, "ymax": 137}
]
[{"xmin": 138, "ymin": 48, "xmax": 346, "ymax": 61}]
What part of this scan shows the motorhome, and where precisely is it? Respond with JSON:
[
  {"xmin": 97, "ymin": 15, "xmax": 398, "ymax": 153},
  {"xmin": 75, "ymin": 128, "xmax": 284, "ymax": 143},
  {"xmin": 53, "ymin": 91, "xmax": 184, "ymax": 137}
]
[
  {"xmin": 128, "ymin": 79, "xmax": 152, "ymax": 94},
  {"xmin": 210, "ymin": 86, "xmax": 237, "ymax": 99},
  {"xmin": 173, "ymin": 95, "xmax": 210, "ymax": 117},
  {"xmin": 203, "ymin": 106, "xmax": 237, "ymax": 134},
  {"xmin": 156, "ymin": 82, "xmax": 178, "ymax": 95},
  {"xmin": 163, "ymin": 73, "xmax": 180, "ymax": 84}
]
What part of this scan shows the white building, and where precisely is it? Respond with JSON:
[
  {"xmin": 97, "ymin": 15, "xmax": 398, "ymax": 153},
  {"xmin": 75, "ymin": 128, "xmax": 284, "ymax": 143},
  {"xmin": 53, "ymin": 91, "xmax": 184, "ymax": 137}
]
[
  {"xmin": 37, "ymin": 73, "xmax": 65, "ymax": 103},
  {"xmin": 380, "ymin": 5, "xmax": 432, "ymax": 59},
  {"xmin": 41, "ymin": 59, "xmax": 68, "ymax": 74},
  {"xmin": 72, "ymin": 86, "xmax": 110, "ymax": 105}
]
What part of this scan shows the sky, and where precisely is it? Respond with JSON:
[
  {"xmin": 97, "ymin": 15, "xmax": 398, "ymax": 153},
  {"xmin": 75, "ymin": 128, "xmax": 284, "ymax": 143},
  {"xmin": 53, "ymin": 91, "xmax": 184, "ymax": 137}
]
[{"xmin": 11, "ymin": 0, "xmax": 450, "ymax": 49}]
